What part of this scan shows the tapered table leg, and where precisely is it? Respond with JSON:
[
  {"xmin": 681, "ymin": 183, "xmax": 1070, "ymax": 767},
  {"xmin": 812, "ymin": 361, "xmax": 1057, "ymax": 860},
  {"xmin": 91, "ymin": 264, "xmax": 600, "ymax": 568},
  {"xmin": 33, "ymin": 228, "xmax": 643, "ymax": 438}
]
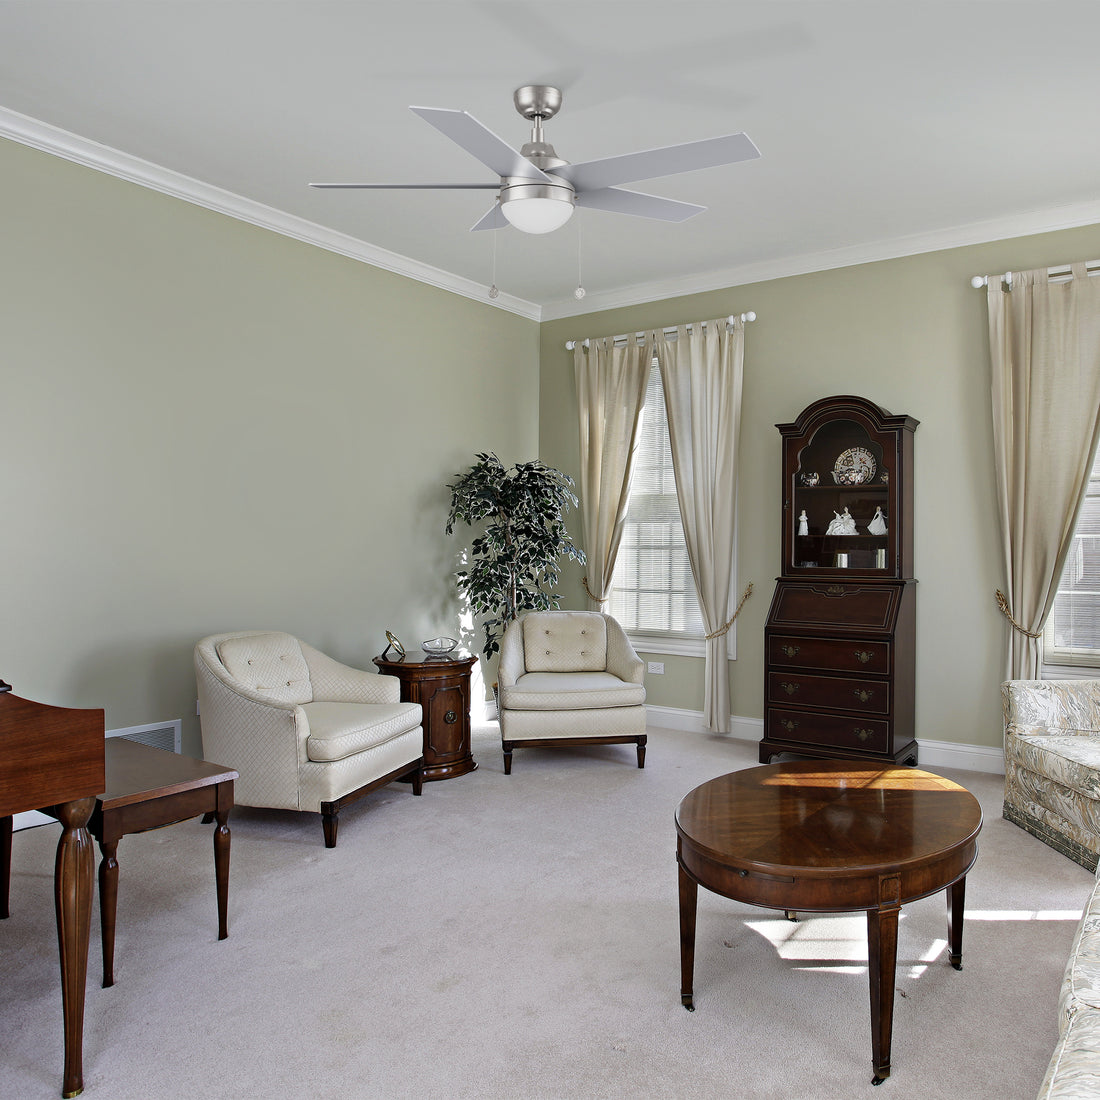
[
  {"xmin": 1, "ymin": 814, "xmax": 12, "ymax": 920},
  {"xmin": 97, "ymin": 838, "xmax": 119, "ymax": 987},
  {"xmin": 678, "ymin": 861, "xmax": 698, "ymax": 1011},
  {"xmin": 213, "ymin": 808, "xmax": 231, "ymax": 940},
  {"xmin": 947, "ymin": 876, "xmax": 966, "ymax": 970},
  {"xmin": 54, "ymin": 796, "xmax": 96, "ymax": 1099},
  {"xmin": 867, "ymin": 899, "xmax": 901, "ymax": 1086}
]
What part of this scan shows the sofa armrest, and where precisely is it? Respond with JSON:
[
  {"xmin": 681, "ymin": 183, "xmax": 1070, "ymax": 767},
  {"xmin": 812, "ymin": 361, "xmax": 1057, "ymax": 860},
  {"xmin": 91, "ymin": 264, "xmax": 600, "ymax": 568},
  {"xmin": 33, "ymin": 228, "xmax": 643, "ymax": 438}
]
[
  {"xmin": 1004, "ymin": 680, "xmax": 1100, "ymax": 739},
  {"xmin": 498, "ymin": 618, "xmax": 526, "ymax": 688},
  {"xmin": 604, "ymin": 616, "xmax": 645, "ymax": 684},
  {"xmin": 301, "ymin": 642, "xmax": 400, "ymax": 704}
]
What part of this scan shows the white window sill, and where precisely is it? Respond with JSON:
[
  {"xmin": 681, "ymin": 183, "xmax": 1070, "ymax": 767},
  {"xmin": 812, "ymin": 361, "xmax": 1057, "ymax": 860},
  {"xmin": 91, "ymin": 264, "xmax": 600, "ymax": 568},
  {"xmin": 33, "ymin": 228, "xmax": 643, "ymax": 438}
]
[
  {"xmin": 1042, "ymin": 663, "xmax": 1100, "ymax": 680},
  {"xmin": 627, "ymin": 634, "xmax": 706, "ymax": 658}
]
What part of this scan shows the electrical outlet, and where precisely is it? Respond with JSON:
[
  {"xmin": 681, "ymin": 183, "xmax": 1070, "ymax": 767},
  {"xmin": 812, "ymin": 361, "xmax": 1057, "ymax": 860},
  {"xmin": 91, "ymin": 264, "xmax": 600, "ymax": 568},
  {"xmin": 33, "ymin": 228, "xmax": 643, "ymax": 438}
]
[{"xmin": 647, "ymin": 661, "xmax": 664, "ymax": 675}]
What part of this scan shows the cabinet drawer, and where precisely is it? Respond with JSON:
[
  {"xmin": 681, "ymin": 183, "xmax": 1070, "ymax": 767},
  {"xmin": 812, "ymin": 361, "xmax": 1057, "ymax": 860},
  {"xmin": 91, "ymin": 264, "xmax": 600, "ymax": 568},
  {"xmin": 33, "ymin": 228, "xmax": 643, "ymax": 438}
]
[
  {"xmin": 767, "ymin": 708, "xmax": 890, "ymax": 753},
  {"xmin": 768, "ymin": 671, "xmax": 889, "ymax": 715},
  {"xmin": 768, "ymin": 635, "xmax": 889, "ymax": 675}
]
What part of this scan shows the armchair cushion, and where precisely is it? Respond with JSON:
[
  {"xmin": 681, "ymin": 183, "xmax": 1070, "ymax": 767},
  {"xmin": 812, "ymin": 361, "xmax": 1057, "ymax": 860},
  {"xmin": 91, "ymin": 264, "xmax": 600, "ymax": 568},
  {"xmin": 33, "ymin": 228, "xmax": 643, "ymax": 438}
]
[
  {"xmin": 216, "ymin": 632, "xmax": 312, "ymax": 705},
  {"xmin": 522, "ymin": 611, "xmax": 607, "ymax": 673},
  {"xmin": 501, "ymin": 671, "xmax": 646, "ymax": 712},
  {"xmin": 303, "ymin": 701, "xmax": 422, "ymax": 763}
]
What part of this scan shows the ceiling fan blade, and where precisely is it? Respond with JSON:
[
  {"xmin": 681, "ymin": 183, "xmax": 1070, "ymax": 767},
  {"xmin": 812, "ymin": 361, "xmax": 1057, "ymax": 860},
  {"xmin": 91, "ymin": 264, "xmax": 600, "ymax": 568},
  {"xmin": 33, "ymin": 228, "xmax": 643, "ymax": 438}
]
[
  {"xmin": 410, "ymin": 106, "xmax": 551, "ymax": 182},
  {"xmin": 470, "ymin": 203, "xmax": 508, "ymax": 232},
  {"xmin": 309, "ymin": 182, "xmax": 500, "ymax": 189},
  {"xmin": 574, "ymin": 187, "xmax": 705, "ymax": 222},
  {"xmin": 556, "ymin": 132, "xmax": 760, "ymax": 193}
]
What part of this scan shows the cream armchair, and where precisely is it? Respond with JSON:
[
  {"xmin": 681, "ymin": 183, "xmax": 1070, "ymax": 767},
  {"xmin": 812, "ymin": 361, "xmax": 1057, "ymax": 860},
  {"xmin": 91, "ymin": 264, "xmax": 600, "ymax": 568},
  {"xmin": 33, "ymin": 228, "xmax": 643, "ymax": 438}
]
[
  {"xmin": 195, "ymin": 631, "xmax": 424, "ymax": 847},
  {"xmin": 497, "ymin": 610, "xmax": 647, "ymax": 774}
]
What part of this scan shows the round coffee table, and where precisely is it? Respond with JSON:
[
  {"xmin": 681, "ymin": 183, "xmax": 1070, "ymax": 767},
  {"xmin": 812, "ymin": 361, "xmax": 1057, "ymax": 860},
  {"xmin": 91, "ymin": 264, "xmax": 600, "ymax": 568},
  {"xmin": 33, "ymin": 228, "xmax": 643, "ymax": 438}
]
[{"xmin": 675, "ymin": 760, "xmax": 982, "ymax": 1085}]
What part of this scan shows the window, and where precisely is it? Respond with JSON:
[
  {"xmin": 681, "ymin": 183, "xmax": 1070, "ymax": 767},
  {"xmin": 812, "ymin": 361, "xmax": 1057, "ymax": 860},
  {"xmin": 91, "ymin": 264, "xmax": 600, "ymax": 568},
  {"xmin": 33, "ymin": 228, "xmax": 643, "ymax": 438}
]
[
  {"xmin": 608, "ymin": 361, "xmax": 705, "ymax": 653},
  {"xmin": 1044, "ymin": 446, "xmax": 1100, "ymax": 672}
]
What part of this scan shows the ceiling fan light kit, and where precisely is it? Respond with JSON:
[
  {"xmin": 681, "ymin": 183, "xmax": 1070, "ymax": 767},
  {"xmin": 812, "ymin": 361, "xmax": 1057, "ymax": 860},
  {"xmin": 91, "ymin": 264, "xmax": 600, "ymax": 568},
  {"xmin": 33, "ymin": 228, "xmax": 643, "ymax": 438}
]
[{"xmin": 310, "ymin": 85, "xmax": 760, "ymax": 238}]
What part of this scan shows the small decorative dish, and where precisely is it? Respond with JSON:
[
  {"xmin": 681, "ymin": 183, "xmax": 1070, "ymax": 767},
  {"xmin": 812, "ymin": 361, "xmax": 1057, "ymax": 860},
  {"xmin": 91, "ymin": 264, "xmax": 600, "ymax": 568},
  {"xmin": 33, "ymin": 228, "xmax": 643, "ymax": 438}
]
[
  {"xmin": 832, "ymin": 447, "xmax": 876, "ymax": 486},
  {"xmin": 421, "ymin": 636, "xmax": 458, "ymax": 657}
]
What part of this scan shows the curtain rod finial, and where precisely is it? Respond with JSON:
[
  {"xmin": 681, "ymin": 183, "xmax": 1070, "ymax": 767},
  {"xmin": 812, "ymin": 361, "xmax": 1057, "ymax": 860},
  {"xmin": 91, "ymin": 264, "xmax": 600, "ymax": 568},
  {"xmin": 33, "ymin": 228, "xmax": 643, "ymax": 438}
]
[{"xmin": 971, "ymin": 275, "xmax": 987, "ymax": 289}]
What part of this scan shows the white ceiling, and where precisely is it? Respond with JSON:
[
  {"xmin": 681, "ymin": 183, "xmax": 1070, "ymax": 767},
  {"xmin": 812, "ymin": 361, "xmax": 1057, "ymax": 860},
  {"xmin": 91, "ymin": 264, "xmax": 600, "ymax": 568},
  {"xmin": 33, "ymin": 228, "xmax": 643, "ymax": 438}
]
[{"xmin": 3, "ymin": 2, "xmax": 1100, "ymax": 318}]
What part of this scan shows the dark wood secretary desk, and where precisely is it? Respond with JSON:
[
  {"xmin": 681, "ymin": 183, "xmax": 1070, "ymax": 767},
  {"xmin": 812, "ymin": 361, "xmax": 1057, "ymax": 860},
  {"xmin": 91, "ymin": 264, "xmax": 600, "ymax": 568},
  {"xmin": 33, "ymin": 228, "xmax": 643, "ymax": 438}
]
[
  {"xmin": 0, "ymin": 681, "xmax": 106, "ymax": 1098},
  {"xmin": 760, "ymin": 395, "xmax": 919, "ymax": 767}
]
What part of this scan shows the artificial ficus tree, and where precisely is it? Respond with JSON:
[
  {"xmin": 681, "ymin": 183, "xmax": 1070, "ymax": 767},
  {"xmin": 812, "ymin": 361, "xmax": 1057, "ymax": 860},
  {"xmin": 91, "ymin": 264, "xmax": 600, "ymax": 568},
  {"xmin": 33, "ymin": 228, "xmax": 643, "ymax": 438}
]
[{"xmin": 445, "ymin": 452, "xmax": 586, "ymax": 658}]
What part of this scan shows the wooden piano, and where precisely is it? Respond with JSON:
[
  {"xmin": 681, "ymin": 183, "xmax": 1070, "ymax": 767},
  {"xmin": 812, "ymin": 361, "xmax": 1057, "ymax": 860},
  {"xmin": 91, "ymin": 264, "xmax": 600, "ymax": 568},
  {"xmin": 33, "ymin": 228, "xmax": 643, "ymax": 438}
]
[{"xmin": 0, "ymin": 680, "xmax": 106, "ymax": 1098}]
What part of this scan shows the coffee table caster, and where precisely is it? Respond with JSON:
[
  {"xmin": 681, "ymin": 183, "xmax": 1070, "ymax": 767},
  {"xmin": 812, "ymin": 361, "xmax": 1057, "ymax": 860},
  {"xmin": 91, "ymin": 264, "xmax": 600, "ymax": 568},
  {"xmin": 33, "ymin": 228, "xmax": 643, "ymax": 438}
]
[{"xmin": 681, "ymin": 994, "xmax": 694, "ymax": 1012}]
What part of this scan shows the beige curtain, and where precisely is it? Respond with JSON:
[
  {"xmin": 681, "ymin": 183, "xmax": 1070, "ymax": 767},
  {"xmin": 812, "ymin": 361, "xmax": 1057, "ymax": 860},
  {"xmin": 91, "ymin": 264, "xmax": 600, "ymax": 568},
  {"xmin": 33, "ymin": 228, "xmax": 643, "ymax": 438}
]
[
  {"xmin": 655, "ymin": 319, "xmax": 745, "ymax": 731},
  {"xmin": 987, "ymin": 262, "xmax": 1100, "ymax": 678},
  {"xmin": 574, "ymin": 334, "xmax": 653, "ymax": 609}
]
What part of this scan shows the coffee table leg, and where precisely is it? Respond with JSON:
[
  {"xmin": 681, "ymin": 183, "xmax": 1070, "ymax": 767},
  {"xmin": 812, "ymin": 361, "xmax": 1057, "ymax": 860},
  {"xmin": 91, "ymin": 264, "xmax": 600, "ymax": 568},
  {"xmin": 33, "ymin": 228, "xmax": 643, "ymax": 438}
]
[
  {"xmin": 97, "ymin": 838, "xmax": 119, "ymax": 988},
  {"xmin": 213, "ymin": 806, "xmax": 231, "ymax": 941},
  {"xmin": 947, "ymin": 876, "xmax": 966, "ymax": 970},
  {"xmin": 867, "ymin": 899, "xmax": 901, "ymax": 1085},
  {"xmin": 678, "ymin": 862, "xmax": 697, "ymax": 1011}
]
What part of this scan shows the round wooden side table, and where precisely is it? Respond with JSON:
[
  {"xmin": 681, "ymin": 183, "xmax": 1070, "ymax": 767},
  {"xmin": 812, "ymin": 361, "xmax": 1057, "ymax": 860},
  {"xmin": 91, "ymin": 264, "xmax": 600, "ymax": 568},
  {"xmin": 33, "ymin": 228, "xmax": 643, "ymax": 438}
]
[{"xmin": 373, "ymin": 653, "xmax": 478, "ymax": 781}]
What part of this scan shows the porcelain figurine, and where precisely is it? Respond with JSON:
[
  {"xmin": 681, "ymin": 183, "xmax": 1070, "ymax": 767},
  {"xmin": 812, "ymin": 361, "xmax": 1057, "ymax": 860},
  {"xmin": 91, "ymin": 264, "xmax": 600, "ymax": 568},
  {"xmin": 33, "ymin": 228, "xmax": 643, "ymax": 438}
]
[
  {"xmin": 867, "ymin": 507, "xmax": 887, "ymax": 535},
  {"xmin": 798, "ymin": 510, "xmax": 809, "ymax": 536}
]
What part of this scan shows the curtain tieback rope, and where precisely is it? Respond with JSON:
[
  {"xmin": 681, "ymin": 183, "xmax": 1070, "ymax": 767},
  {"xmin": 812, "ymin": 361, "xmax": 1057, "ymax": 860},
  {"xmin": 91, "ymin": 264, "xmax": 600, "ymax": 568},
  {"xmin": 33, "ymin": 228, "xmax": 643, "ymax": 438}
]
[
  {"xmin": 582, "ymin": 576, "xmax": 607, "ymax": 603},
  {"xmin": 994, "ymin": 589, "xmax": 1044, "ymax": 639},
  {"xmin": 705, "ymin": 583, "xmax": 754, "ymax": 640}
]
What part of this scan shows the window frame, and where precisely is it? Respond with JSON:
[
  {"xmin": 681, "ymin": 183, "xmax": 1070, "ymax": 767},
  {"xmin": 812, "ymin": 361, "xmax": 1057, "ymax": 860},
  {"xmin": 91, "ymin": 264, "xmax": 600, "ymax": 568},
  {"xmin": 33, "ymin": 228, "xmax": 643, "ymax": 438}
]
[
  {"xmin": 1042, "ymin": 445, "xmax": 1100, "ymax": 676},
  {"xmin": 607, "ymin": 357, "xmax": 735, "ymax": 660}
]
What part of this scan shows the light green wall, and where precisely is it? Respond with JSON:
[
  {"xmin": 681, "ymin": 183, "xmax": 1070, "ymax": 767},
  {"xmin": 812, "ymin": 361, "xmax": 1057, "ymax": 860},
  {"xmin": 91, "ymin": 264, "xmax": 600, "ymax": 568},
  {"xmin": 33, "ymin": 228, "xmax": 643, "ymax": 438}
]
[
  {"xmin": 1, "ymin": 137, "xmax": 539, "ymax": 755},
  {"xmin": 539, "ymin": 223, "xmax": 1100, "ymax": 750}
]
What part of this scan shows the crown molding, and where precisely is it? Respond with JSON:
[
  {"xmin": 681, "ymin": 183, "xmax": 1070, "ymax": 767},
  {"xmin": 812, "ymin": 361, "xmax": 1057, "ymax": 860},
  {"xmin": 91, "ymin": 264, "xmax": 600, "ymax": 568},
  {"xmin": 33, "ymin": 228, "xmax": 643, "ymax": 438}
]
[
  {"xmin": 0, "ymin": 105, "xmax": 541, "ymax": 322},
  {"xmin": 540, "ymin": 199, "xmax": 1100, "ymax": 321}
]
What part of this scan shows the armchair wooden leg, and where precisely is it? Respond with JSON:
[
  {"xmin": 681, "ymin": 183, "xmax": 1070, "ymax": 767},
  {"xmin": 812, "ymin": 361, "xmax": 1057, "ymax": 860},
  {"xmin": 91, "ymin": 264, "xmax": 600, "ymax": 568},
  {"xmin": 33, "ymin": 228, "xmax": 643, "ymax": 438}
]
[
  {"xmin": 410, "ymin": 766, "xmax": 423, "ymax": 796},
  {"xmin": 637, "ymin": 736, "xmax": 647, "ymax": 769},
  {"xmin": 320, "ymin": 807, "xmax": 338, "ymax": 849},
  {"xmin": 503, "ymin": 745, "xmax": 513, "ymax": 775}
]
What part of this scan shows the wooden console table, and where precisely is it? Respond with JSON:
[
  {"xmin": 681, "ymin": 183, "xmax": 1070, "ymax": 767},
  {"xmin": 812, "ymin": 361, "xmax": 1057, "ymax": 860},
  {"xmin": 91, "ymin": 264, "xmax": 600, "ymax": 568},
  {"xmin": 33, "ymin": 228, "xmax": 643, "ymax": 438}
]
[
  {"xmin": 0, "ymin": 682, "xmax": 105, "ymax": 1099},
  {"xmin": 88, "ymin": 738, "xmax": 237, "ymax": 987},
  {"xmin": 373, "ymin": 653, "xmax": 477, "ymax": 781}
]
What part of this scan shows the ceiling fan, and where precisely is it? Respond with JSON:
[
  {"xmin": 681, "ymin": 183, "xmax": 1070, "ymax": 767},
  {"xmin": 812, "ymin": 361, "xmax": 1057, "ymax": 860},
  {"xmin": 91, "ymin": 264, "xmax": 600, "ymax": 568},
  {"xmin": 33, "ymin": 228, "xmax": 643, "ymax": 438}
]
[{"xmin": 310, "ymin": 85, "xmax": 760, "ymax": 235}]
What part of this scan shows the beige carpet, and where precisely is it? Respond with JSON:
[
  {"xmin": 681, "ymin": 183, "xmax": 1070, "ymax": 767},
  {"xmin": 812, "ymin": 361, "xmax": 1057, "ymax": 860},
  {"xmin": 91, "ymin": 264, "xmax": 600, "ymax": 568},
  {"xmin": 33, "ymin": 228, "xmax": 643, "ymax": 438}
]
[{"xmin": 3, "ymin": 725, "xmax": 1093, "ymax": 1100}]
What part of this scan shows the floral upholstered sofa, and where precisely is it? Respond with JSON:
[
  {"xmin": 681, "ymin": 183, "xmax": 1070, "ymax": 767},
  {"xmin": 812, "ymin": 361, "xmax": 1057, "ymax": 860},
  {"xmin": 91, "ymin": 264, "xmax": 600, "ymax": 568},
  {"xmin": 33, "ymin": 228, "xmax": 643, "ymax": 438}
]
[
  {"xmin": 1003, "ymin": 680, "xmax": 1100, "ymax": 872},
  {"xmin": 1003, "ymin": 681, "xmax": 1100, "ymax": 1097},
  {"xmin": 1037, "ymin": 863, "xmax": 1100, "ymax": 1099}
]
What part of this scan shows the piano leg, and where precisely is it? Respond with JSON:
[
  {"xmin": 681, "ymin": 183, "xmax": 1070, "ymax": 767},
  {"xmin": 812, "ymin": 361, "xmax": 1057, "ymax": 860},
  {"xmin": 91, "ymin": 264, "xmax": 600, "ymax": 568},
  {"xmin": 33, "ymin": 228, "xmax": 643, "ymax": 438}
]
[{"xmin": 53, "ymin": 797, "xmax": 96, "ymax": 1099}]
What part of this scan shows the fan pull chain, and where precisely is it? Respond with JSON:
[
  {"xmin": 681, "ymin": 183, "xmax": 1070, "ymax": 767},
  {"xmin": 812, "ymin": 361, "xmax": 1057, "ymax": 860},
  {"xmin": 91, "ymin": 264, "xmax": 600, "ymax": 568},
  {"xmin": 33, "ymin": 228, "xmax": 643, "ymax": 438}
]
[
  {"xmin": 575, "ymin": 222, "xmax": 586, "ymax": 300},
  {"xmin": 488, "ymin": 231, "xmax": 499, "ymax": 299}
]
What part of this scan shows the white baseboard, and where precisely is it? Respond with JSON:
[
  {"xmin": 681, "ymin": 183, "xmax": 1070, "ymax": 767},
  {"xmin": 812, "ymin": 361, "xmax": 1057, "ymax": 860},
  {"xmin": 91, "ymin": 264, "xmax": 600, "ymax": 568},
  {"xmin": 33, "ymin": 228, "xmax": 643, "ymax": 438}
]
[{"xmin": 645, "ymin": 705, "xmax": 1005, "ymax": 775}]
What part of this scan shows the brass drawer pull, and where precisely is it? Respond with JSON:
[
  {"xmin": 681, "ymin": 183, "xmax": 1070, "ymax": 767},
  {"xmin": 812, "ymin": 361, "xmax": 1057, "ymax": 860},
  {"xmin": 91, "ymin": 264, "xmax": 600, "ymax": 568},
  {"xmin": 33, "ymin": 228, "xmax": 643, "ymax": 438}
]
[
  {"xmin": 780, "ymin": 644, "xmax": 800, "ymax": 658},
  {"xmin": 779, "ymin": 682, "xmax": 800, "ymax": 696},
  {"xmin": 444, "ymin": 710, "xmax": 458, "ymax": 724},
  {"xmin": 854, "ymin": 650, "xmax": 874, "ymax": 664},
  {"xmin": 853, "ymin": 688, "xmax": 875, "ymax": 704},
  {"xmin": 780, "ymin": 718, "xmax": 799, "ymax": 732},
  {"xmin": 853, "ymin": 727, "xmax": 875, "ymax": 742},
  {"xmin": 825, "ymin": 585, "xmax": 846, "ymax": 596}
]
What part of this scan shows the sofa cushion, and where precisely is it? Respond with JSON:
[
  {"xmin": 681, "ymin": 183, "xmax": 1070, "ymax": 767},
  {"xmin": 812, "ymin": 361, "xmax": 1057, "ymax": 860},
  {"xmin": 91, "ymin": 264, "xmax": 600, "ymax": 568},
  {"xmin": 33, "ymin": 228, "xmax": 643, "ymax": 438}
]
[
  {"xmin": 217, "ymin": 632, "xmax": 312, "ymax": 705},
  {"xmin": 500, "ymin": 671, "xmax": 646, "ymax": 712},
  {"xmin": 303, "ymin": 700, "xmax": 422, "ymax": 763},
  {"xmin": 522, "ymin": 612, "xmax": 607, "ymax": 673},
  {"xmin": 1008, "ymin": 733, "xmax": 1100, "ymax": 802}
]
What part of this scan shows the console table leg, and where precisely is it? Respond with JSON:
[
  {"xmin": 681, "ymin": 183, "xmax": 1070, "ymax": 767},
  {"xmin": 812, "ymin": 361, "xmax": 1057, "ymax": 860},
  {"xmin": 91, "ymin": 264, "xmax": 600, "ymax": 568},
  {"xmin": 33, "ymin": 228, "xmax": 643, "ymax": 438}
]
[
  {"xmin": 213, "ymin": 809, "xmax": 231, "ymax": 941},
  {"xmin": 678, "ymin": 862, "xmax": 697, "ymax": 1011},
  {"xmin": 97, "ymin": 838, "xmax": 119, "ymax": 988},
  {"xmin": 867, "ymin": 898, "xmax": 900, "ymax": 1086},
  {"xmin": 54, "ymin": 796, "xmax": 96, "ymax": 1099},
  {"xmin": 947, "ymin": 876, "xmax": 966, "ymax": 970}
]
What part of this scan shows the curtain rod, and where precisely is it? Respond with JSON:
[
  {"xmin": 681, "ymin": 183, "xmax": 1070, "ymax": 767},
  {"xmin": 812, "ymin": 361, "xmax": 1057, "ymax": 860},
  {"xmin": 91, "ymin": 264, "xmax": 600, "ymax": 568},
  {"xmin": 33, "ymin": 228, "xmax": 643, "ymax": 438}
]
[
  {"xmin": 970, "ymin": 261, "xmax": 1100, "ymax": 289},
  {"xmin": 565, "ymin": 312, "xmax": 756, "ymax": 351}
]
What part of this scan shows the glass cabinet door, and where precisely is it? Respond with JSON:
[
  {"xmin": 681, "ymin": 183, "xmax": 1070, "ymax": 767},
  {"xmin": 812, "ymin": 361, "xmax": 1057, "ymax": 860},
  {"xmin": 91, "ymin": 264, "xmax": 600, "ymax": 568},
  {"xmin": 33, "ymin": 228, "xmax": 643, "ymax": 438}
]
[{"xmin": 788, "ymin": 417, "xmax": 895, "ymax": 575}]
